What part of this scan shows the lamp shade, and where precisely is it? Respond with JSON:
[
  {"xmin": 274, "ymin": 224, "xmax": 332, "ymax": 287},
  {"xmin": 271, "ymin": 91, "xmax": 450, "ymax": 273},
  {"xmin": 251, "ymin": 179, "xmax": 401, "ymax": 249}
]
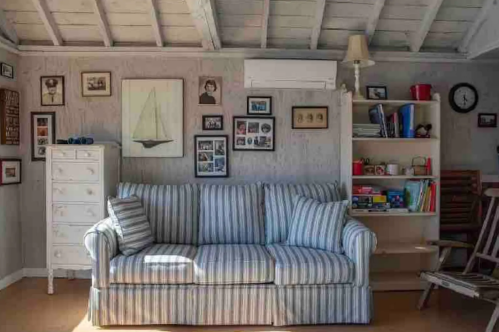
[{"xmin": 343, "ymin": 35, "xmax": 374, "ymax": 68}]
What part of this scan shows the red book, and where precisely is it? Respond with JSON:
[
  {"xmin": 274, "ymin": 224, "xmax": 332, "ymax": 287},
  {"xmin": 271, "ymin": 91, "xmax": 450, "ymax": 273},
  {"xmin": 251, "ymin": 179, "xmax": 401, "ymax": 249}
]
[{"xmin": 429, "ymin": 182, "xmax": 437, "ymax": 212}]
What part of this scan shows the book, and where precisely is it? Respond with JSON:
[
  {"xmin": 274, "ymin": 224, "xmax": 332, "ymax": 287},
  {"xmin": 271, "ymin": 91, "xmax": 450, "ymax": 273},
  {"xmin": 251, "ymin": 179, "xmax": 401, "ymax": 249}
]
[
  {"xmin": 405, "ymin": 180, "xmax": 422, "ymax": 212},
  {"xmin": 399, "ymin": 103, "xmax": 415, "ymax": 138},
  {"xmin": 429, "ymin": 182, "xmax": 437, "ymax": 212},
  {"xmin": 368, "ymin": 104, "xmax": 388, "ymax": 138}
]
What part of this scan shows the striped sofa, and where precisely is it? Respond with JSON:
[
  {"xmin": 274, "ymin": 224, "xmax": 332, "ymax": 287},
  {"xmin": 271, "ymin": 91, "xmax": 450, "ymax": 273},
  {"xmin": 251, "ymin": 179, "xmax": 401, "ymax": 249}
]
[{"xmin": 84, "ymin": 182, "xmax": 377, "ymax": 327}]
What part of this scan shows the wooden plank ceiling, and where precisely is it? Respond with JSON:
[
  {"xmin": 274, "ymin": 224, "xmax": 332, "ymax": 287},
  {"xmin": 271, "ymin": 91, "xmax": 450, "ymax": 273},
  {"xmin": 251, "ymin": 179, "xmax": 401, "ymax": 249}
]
[{"xmin": 0, "ymin": 0, "xmax": 488, "ymax": 55}]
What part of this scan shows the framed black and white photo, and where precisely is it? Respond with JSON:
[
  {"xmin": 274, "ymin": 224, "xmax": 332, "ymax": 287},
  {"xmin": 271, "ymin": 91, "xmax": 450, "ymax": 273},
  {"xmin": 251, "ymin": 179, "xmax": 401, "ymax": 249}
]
[
  {"xmin": 41, "ymin": 76, "xmax": 65, "ymax": 106},
  {"xmin": 247, "ymin": 96, "xmax": 272, "ymax": 115},
  {"xmin": 1, "ymin": 63, "xmax": 14, "ymax": 79},
  {"xmin": 202, "ymin": 115, "xmax": 223, "ymax": 131},
  {"xmin": 195, "ymin": 135, "xmax": 228, "ymax": 177},
  {"xmin": 31, "ymin": 112, "xmax": 56, "ymax": 161},
  {"xmin": 478, "ymin": 113, "xmax": 497, "ymax": 128},
  {"xmin": 199, "ymin": 76, "xmax": 222, "ymax": 105},
  {"xmin": 233, "ymin": 116, "xmax": 275, "ymax": 151},
  {"xmin": 366, "ymin": 86, "xmax": 388, "ymax": 100},
  {"xmin": 0, "ymin": 159, "xmax": 21, "ymax": 185},
  {"xmin": 292, "ymin": 106, "xmax": 328, "ymax": 129},
  {"xmin": 81, "ymin": 72, "xmax": 111, "ymax": 97}
]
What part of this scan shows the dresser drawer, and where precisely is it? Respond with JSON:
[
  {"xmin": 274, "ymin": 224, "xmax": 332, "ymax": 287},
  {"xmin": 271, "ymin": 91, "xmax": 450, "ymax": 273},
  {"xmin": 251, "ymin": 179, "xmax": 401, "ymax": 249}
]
[
  {"xmin": 52, "ymin": 183, "xmax": 101, "ymax": 202},
  {"xmin": 52, "ymin": 224, "xmax": 90, "ymax": 245},
  {"xmin": 53, "ymin": 203, "xmax": 101, "ymax": 223},
  {"xmin": 76, "ymin": 149, "xmax": 100, "ymax": 161},
  {"xmin": 52, "ymin": 149, "xmax": 76, "ymax": 160},
  {"xmin": 52, "ymin": 163, "xmax": 100, "ymax": 182},
  {"xmin": 51, "ymin": 245, "xmax": 91, "ymax": 265}
]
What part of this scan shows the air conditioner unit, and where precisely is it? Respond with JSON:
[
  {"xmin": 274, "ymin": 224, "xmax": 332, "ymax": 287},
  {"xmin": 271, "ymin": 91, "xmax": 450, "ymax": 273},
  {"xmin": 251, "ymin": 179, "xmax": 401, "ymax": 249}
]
[{"xmin": 244, "ymin": 59, "xmax": 337, "ymax": 90}]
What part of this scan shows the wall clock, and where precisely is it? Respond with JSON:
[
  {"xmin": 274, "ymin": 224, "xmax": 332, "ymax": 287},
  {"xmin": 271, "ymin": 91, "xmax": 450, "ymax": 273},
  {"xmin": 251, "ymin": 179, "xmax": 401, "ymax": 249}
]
[{"xmin": 449, "ymin": 83, "xmax": 478, "ymax": 113}]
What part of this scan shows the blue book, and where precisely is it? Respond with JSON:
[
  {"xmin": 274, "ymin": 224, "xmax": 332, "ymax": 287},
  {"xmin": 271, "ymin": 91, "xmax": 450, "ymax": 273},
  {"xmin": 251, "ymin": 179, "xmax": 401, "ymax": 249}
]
[
  {"xmin": 399, "ymin": 104, "xmax": 415, "ymax": 138},
  {"xmin": 405, "ymin": 180, "xmax": 421, "ymax": 212}
]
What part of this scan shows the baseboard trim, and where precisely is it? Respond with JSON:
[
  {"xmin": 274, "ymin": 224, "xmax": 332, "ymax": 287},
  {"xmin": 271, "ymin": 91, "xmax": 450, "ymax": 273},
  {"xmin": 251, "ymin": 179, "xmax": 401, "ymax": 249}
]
[
  {"xmin": 0, "ymin": 269, "xmax": 24, "ymax": 291},
  {"xmin": 0, "ymin": 268, "xmax": 91, "ymax": 291}
]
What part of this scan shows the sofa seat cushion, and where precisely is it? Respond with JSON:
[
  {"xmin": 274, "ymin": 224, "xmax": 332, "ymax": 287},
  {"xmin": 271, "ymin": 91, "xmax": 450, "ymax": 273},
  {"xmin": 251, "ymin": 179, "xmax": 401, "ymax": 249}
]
[
  {"xmin": 266, "ymin": 244, "xmax": 354, "ymax": 285},
  {"xmin": 110, "ymin": 244, "xmax": 197, "ymax": 284},
  {"xmin": 194, "ymin": 244, "xmax": 274, "ymax": 284}
]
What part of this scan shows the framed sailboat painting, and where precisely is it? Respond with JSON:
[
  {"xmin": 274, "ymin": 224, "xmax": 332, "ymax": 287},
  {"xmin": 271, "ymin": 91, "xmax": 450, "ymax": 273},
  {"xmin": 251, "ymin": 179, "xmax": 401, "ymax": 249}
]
[{"xmin": 122, "ymin": 79, "xmax": 184, "ymax": 157}]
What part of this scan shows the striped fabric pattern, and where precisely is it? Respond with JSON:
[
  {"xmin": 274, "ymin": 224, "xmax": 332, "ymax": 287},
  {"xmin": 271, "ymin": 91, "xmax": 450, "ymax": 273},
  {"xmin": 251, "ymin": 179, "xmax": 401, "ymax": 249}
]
[
  {"xmin": 199, "ymin": 183, "xmax": 265, "ymax": 244},
  {"xmin": 108, "ymin": 196, "xmax": 154, "ymax": 256},
  {"xmin": 342, "ymin": 217, "xmax": 378, "ymax": 287},
  {"xmin": 287, "ymin": 196, "xmax": 349, "ymax": 253},
  {"xmin": 110, "ymin": 244, "xmax": 197, "ymax": 284},
  {"xmin": 264, "ymin": 183, "xmax": 342, "ymax": 244},
  {"xmin": 84, "ymin": 218, "xmax": 118, "ymax": 289},
  {"xmin": 117, "ymin": 183, "xmax": 199, "ymax": 244},
  {"xmin": 194, "ymin": 245, "xmax": 274, "ymax": 285},
  {"xmin": 274, "ymin": 285, "xmax": 372, "ymax": 326},
  {"xmin": 266, "ymin": 244, "xmax": 355, "ymax": 285}
]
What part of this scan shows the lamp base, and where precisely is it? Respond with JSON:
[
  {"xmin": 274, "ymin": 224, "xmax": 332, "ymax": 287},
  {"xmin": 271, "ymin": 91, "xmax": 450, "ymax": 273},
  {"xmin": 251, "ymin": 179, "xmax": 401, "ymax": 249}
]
[{"xmin": 353, "ymin": 91, "xmax": 366, "ymax": 100}]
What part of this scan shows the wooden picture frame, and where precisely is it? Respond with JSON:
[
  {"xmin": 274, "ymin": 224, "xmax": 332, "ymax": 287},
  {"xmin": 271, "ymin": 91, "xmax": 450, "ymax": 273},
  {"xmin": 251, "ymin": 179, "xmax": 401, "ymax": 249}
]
[
  {"xmin": 194, "ymin": 135, "xmax": 229, "ymax": 178},
  {"xmin": 202, "ymin": 115, "xmax": 224, "ymax": 131},
  {"xmin": 1, "ymin": 63, "xmax": 14, "ymax": 79},
  {"xmin": 31, "ymin": 112, "xmax": 56, "ymax": 161},
  {"xmin": 0, "ymin": 158, "xmax": 21, "ymax": 185},
  {"xmin": 0, "ymin": 89, "xmax": 20, "ymax": 145},
  {"xmin": 292, "ymin": 106, "xmax": 328, "ymax": 129},
  {"xmin": 40, "ymin": 76, "xmax": 65, "ymax": 106},
  {"xmin": 247, "ymin": 96, "xmax": 272, "ymax": 115},
  {"xmin": 81, "ymin": 72, "xmax": 112, "ymax": 97},
  {"xmin": 199, "ymin": 76, "xmax": 222, "ymax": 106},
  {"xmin": 478, "ymin": 113, "xmax": 497, "ymax": 128},
  {"xmin": 366, "ymin": 86, "xmax": 388, "ymax": 100},
  {"xmin": 233, "ymin": 116, "xmax": 275, "ymax": 151}
]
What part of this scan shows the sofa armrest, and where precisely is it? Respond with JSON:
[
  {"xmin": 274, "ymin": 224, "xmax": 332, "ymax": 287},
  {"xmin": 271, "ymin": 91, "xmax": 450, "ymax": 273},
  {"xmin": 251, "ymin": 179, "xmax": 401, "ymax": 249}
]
[
  {"xmin": 342, "ymin": 217, "xmax": 377, "ymax": 287},
  {"xmin": 84, "ymin": 218, "xmax": 118, "ymax": 289}
]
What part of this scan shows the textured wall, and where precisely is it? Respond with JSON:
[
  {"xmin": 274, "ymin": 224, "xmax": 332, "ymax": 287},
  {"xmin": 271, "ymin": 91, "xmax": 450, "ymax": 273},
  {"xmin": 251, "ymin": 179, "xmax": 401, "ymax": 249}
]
[
  {"xmin": 18, "ymin": 56, "xmax": 499, "ymax": 269},
  {"xmin": 0, "ymin": 49, "xmax": 22, "ymax": 280}
]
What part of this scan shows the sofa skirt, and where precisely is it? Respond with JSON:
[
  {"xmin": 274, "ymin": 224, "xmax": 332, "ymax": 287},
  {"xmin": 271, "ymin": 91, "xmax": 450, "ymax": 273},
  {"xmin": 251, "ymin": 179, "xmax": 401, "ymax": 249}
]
[{"xmin": 89, "ymin": 284, "xmax": 372, "ymax": 326}]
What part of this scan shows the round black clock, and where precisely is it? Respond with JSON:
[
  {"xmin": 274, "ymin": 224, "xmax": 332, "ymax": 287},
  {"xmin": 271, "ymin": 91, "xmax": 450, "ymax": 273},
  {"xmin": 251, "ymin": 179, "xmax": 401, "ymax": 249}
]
[{"xmin": 449, "ymin": 83, "xmax": 478, "ymax": 113}]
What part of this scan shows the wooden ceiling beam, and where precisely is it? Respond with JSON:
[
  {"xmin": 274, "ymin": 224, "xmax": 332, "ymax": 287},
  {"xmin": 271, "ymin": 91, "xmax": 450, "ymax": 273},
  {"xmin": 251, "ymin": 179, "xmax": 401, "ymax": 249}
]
[
  {"xmin": 410, "ymin": 0, "xmax": 444, "ymax": 53},
  {"xmin": 0, "ymin": 34, "xmax": 19, "ymax": 54},
  {"xmin": 260, "ymin": 0, "xmax": 270, "ymax": 48},
  {"xmin": 0, "ymin": 8, "xmax": 19, "ymax": 45},
  {"xmin": 185, "ymin": 0, "xmax": 221, "ymax": 50},
  {"xmin": 458, "ymin": 0, "xmax": 495, "ymax": 53},
  {"xmin": 365, "ymin": 0, "xmax": 385, "ymax": 45},
  {"xmin": 310, "ymin": 0, "xmax": 326, "ymax": 50},
  {"xmin": 32, "ymin": 0, "xmax": 63, "ymax": 46},
  {"xmin": 149, "ymin": 0, "xmax": 164, "ymax": 47},
  {"xmin": 90, "ymin": 0, "xmax": 113, "ymax": 47}
]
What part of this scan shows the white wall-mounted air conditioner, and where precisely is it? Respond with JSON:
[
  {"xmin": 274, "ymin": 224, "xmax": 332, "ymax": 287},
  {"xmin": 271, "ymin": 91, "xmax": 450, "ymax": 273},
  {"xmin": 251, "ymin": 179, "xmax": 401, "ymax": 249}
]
[{"xmin": 244, "ymin": 59, "xmax": 337, "ymax": 90}]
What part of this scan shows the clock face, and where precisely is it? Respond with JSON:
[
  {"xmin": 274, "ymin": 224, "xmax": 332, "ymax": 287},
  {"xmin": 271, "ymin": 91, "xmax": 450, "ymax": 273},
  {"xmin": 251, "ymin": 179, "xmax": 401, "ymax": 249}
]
[{"xmin": 449, "ymin": 83, "xmax": 478, "ymax": 113}]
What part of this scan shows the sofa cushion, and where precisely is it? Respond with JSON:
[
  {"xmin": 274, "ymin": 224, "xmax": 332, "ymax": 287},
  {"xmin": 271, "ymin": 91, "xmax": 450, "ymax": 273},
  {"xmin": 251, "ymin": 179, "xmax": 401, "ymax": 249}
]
[
  {"xmin": 199, "ymin": 183, "xmax": 265, "ymax": 245},
  {"xmin": 117, "ymin": 183, "xmax": 199, "ymax": 245},
  {"xmin": 287, "ymin": 196, "xmax": 349, "ymax": 253},
  {"xmin": 266, "ymin": 244, "xmax": 354, "ymax": 285},
  {"xmin": 110, "ymin": 244, "xmax": 197, "ymax": 284},
  {"xmin": 194, "ymin": 244, "xmax": 274, "ymax": 284},
  {"xmin": 107, "ymin": 196, "xmax": 154, "ymax": 256},
  {"xmin": 264, "ymin": 183, "xmax": 341, "ymax": 244}
]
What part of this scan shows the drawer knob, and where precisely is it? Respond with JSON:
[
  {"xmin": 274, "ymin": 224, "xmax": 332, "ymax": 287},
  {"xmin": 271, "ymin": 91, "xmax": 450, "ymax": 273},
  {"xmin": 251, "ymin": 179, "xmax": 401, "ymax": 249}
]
[
  {"xmin": 57, "ymin": 168, "xmax": 63, "ymax": 173},
  {"xmin": 86, "ymin": 189, "xmax": 93, "ymax": 195},
  {"xmin": 84, "ymin": 152, "xmax": 90, "ymax": 157},
  {"xmin": 87, "ymin": 167, "xmax": 95, "ymax": 174},
  {"xmin": 53, "ymin": 187, "xmax": 64, "ymax": 194},
  {"xmin": 85, "ymin": 209, "xmax": 95, "ymax": 217},
  {"xmin": 61, "ymin": 151, "xmax": 66, "ymax": 156},
  {"xmin": 54, "ymin": 251, "xmax": 62, "ymax": 258}
]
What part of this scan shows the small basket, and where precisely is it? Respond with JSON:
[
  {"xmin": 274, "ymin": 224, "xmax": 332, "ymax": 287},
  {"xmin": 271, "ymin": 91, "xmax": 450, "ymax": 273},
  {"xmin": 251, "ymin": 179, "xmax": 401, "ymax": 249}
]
[{"xmin": 412, "ymin": 157, "xmax": 427, "ymax": 176}]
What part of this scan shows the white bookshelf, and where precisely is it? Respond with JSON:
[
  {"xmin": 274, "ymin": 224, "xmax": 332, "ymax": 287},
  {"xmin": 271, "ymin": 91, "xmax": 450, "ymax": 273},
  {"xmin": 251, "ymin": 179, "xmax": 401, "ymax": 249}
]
[{"xmin": 340, "ymin": 91, "xmax": 441, "ymax": 291}]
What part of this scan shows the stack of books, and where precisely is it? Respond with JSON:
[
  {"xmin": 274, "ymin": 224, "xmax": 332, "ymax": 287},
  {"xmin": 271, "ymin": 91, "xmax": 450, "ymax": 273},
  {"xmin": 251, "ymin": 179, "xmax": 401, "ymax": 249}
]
[
  {"xmin": 405, "ymin": 180, "xmax": 436, "ymax": 212},
  {"xmin": 353, "ymin": 124, "xmax": 381, "ymax": 138},
  {"xmin": 365, "ymin": 103, "xmax": 416, "ymax": 139},
  {"xmin": 351, "ymin": 185, "xmax": 406, "ymax": 213}
]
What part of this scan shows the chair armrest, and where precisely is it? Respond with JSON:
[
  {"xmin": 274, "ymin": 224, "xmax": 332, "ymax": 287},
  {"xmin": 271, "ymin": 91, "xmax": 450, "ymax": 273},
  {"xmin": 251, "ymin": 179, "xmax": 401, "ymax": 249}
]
[
  {"xmin": 342, "ymin": 217, "xmax": 377, "ymax": 287},
  {"xmin": 84, "ymin": 218, "xmax": 118, "ymax": 289},
  {"xmin": 428, "ymin": 240, "xmax": 474, "ymax": 249}
]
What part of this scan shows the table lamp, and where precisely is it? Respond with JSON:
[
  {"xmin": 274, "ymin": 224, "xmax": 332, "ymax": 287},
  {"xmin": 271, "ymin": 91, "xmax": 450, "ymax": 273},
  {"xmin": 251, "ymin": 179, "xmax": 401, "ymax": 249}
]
[{"xmin": 343, "ymin": 35, "xmax": 375, "ymax": 100}]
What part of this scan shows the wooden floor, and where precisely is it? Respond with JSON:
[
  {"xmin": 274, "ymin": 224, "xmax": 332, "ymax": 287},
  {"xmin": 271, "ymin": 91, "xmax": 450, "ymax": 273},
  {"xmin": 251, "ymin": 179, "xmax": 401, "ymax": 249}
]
[{"xmin": 0, "ymin": 278, "xmax": 494, "ymax": 332}]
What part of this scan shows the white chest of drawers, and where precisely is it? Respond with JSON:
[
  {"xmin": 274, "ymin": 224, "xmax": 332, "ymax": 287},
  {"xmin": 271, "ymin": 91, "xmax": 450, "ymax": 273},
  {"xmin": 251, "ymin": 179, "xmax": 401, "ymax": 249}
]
[{"xmin": 46, "ymin": 144, "xmax": 120, "ymax": 294}]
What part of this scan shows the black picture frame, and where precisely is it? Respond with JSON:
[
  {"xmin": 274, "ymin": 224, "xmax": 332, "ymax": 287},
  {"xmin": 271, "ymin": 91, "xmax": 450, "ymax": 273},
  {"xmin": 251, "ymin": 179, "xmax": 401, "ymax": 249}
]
[
  {"xmin": 478, "ymin": 113, "xmax": 497, "ymax": 128},
  {"xmin": 202, "ymin": 115, "xmax": 224, "ymax": 131},
  {"xmin": 233, "ymin": 116, "xmax": 275, "ymax": 151},
  {"xmin": 0, "ymin": 63, "xmax": 14, "ymax": 79},
  {"xmin": 31, "ymin": 112, "xmax": 56, "ymax": 161},
  {"xmin": 194, "ymin": 135, "xmax": 229, "ymax": 178},
  {"xmin": 247, "ymin": 96, "xmax": 272, "ymax": 115},
  {"xmin": 81, "ymin": 72, "xmax": 112, "ymax": 97},
  {"xmin": 292, "ymin": 106, "xmax": 329, "ymax": 129},
  {"xmin": 449, "ymin": 82, "xmax": 479, "ymax": 114},
  {"xmin": 40, "ymin": 76, "xmax": 65, "ymax": 106},
  {"xmin": 366, "ymin": 86, "xmax": 388, "ymax": 100},
  {"xmin": 0, "ymin": 158, "xmax": 21, "ymax": 185}
]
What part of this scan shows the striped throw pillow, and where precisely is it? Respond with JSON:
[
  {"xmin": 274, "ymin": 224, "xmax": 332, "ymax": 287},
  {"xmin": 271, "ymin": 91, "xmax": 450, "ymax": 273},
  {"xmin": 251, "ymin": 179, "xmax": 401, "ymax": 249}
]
[
  {"xmin": 108, "ymin": 196, "xmax": 154, "ymax": 256},
  {"xmin": 286, "ymin": 195, "xmax": 349, "ymax": 253}
]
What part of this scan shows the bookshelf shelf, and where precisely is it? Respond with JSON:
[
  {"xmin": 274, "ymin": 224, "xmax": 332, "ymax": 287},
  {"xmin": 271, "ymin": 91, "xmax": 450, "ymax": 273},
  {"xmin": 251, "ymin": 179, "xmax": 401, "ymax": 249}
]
[
  {"xmin": 371, "ymin": 272, "xmax": 427, "ymax": 291},
  {"xmin": 352, "ymin": 175, "xmax": 438, "ymax": 180},
  {"xmin": 352, "ymin": 137, "xmax": 439, "ymax": 142},
  {"xmin": 350, "ymin": 211, "xmax": 437, "ymax": 217},
  {"xmin": 353, "ymin": 99, "xmax": 438, "ymax": 106},
  {"xmin": 374, "ymin": 244, "xmax": 438, "ymax": 255}
]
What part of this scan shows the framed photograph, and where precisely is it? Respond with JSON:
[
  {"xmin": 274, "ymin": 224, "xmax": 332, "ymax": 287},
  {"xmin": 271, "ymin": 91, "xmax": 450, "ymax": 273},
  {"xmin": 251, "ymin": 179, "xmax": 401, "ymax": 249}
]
[
  {"xmin": 195, "ymin": 135, "xmax": 229, "ymax": 178},
  {"xmin": 0, "ymin": 159, "xmax": 21, "ymax": 185},
  {"xmin": 31, "ymin": 112, "xmax": 56, "ymax": 161},
  {"xmin": 366, "ymin": 86, "xmax": 388, "ymax": 100},
  {"xmin": 478, "ymin": 113, "xmax": 497, "ymax": 128},
  {"xmin": 202, "ymin": 115, "xmax": 223, "ymax": 131},
  {"xmin": 1, "ymin": 63, "xmax": 14, "ymax": 79},
  {"xmin": 233, "ymin": 116, "xmax": 275, "ymax": 151},
  {"xmin": 41, "ymin": 76, "xmax": 65, "ymax": 106},
  {"xmin": 81, "ymin": 72, "xmax": 111, "ymax": 97},
  {"xmin": 0, "ymin": 89, "xmax": 20, "ymax": 145},
  {"xmin": 199, "ymin": 76, "xmax": 222, "ymax": 105},
  {"xmin": 247, "ymin": 96, "xmax": 272, "ymax": 115},
  {"xmin": 292, "ymin": 106, "xmax": 328, "ymax": 129}
]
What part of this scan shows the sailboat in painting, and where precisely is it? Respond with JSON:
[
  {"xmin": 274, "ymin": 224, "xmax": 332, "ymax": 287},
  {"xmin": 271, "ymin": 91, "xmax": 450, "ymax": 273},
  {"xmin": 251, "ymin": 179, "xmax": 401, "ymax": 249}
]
[{"xmin": 132, "ymin": 88, "xmax": 173, "ymax": 148}]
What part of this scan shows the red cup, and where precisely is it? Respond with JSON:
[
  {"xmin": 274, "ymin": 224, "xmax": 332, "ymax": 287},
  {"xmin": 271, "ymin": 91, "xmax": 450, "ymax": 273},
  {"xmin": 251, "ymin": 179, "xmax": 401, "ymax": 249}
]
[
  {"xmin": 353, "ymin": 161, "xmax": 363, "ymax": 176},
  {"xmin": 410, "ymin": 84, "xmax": 432, "ymax": 101}
]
